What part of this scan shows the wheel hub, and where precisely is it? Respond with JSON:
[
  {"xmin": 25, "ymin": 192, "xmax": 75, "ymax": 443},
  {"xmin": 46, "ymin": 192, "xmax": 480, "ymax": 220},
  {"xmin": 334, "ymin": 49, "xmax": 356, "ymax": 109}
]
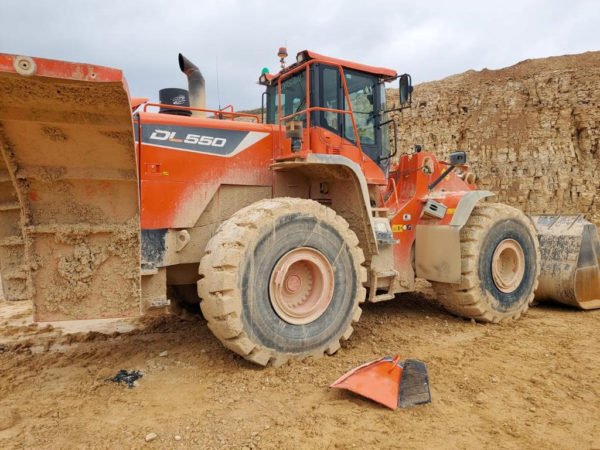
[
  {"xmin": 491, "ymin": 239, "xmax": 525, "ymax": 293},
  {"xmin": 269, "ymin": 247, "xmax": 334, "ymax": 325},
  {"xmin": 285, "ymin": 275, "xmax": 302, "ymax": 293}
]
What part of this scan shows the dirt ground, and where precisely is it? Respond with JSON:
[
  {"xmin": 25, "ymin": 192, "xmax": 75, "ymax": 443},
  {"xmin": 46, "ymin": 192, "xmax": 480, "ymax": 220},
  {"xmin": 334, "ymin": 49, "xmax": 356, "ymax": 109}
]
[{"xmin": 1, "ymin": 282, "xmax": 599, "ymax": 450}]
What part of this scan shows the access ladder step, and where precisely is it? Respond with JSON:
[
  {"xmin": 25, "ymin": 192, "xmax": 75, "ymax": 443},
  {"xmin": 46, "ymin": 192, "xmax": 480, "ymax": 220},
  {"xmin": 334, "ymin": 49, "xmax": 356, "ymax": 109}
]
[
  {"xmin": 372, "ymin": 293, "xmax": 396, "ymax": 302},
  {"xmin": 2, "ymin": 268, "xmax": 29, "ymax": 280},
  {"xmin": 377, "ymin": 270, "xmax": 397, "ymax": 278},
  {"xmin": 371, "ymin": 207, "xmax": 390, "ymax": 218},
  {"xmin": 0, "ymin": 201, "xmax": 20, "ymax": 212},
  {"xmin": 0, "ymin": 236, "xmax": 24, "ymax": 247}
]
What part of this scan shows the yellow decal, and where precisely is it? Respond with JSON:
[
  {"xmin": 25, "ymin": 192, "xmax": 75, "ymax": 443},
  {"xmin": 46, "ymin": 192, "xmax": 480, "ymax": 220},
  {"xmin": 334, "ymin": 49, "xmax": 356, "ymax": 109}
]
[
  {"xmin": 162, "ymin": 171, "xmax": 169, "ymax": 176},
  {"xmin": 447, "ymin": 208, "xmax": 455, "ymax": 214},
  {"xmin": 392, "ymin": 225, "xmax": 404, "ymax": 233}
]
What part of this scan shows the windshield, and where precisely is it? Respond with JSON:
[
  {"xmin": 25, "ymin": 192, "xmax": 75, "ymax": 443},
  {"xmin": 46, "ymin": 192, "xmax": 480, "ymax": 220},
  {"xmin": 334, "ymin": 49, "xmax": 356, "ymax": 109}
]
[{"xmin": 266, "ymin": 69, "xmax": 306, "ymax": 125}]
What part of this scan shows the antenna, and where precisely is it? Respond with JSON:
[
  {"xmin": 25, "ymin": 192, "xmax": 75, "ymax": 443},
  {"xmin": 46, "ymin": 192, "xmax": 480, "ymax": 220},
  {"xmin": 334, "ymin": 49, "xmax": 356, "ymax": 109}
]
[{"xmin": 215, "ymin": 56, "xmax": 221, "ymax": 110}]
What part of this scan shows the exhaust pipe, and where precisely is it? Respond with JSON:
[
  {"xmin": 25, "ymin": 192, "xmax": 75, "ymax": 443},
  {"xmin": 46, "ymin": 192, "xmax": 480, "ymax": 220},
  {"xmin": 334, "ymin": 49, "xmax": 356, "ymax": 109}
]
[{"xmin": 178, "ymin": 53, "xmax": 206, "ymax": 118}]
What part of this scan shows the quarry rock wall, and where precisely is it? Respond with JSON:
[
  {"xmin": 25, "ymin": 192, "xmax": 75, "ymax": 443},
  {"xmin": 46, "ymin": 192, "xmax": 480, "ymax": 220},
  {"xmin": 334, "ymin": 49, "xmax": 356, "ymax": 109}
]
[{"xmin": 388, "ymin": 51, "xmax": 600, "ymax": 225}]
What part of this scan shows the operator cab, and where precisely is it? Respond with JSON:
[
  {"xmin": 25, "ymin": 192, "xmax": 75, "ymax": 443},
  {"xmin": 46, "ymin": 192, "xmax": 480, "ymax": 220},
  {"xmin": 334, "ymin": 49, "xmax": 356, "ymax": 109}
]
[{"xmin": 261, "ymin": 50, "xmax": 411, "ymax": 175}]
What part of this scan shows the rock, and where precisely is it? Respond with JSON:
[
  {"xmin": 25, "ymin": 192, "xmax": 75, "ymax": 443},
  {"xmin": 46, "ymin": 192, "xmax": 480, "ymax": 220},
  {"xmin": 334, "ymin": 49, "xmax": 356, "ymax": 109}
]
[
  {"xmin": 106, "ymin": 369, "xmax": 143, "ymax": 388},
  {"xmin": 475, "ymin": 392, "xmax": 486, "ymax": 405},
  {"xmin": 159, "ymin": 351, "xmax": 168, "ymax": 357},
  {"xmin": 391, "ymin": 51, "xmax": 600, "ymax": 227},
  {"xmin": 174, "ymin": 435, "xmax": 182, "ymax": 441},
  {"xmin": 491, "ymin": 377, "xmax": 499, "ymax": 383},
  {"xmin": 0, "ymin": 408, "xmax": 19, "ymax": 431},
  {"xmin": 145, "ymin": 432, "xmax": 157, "ymax": 442}
]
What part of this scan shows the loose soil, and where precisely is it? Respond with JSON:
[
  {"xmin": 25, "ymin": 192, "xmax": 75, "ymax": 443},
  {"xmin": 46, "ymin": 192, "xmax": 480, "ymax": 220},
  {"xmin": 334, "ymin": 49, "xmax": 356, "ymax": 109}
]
[{"xmin": 1, "ymin": 281, "xmax": 598, "ymax": 449}]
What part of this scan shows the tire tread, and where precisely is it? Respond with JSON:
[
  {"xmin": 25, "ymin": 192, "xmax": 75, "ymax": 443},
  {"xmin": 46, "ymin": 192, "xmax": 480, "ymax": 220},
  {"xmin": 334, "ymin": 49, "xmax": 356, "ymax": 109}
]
[
  {"xmin": 198, "ymin": 197, "xmax": 366, "ymax": 366},
  {"xmin": 432, "ymin": 203, "xmax": 541, "ymax": 323}
]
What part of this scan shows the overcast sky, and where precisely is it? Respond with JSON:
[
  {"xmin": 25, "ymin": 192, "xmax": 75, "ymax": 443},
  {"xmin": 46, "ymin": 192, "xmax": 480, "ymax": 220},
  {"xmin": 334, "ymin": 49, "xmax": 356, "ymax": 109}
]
[{"xmin": 2, "ymin": 0, "xmax": 599, "ymax": 110}]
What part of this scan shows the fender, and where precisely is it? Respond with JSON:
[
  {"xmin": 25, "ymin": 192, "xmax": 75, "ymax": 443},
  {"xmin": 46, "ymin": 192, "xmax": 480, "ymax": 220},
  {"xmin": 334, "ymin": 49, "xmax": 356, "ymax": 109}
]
[
  {"xmin": 272, "ymin": 153, "xmax": 379, "ymax": 259},
  {"xmin": 415, "ymin": 190, "xmax": 494, "ymax": 283}
]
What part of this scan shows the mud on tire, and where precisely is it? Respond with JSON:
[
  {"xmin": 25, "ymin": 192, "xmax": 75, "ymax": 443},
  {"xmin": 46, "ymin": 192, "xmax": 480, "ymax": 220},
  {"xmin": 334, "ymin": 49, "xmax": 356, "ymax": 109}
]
[
  {"xmin": 432, "ymin": 203, "xmax": 541, "ymax": 323},
  {"xmin": 197, "ymin": 198, "xmax": 367, "ymax": 366}
]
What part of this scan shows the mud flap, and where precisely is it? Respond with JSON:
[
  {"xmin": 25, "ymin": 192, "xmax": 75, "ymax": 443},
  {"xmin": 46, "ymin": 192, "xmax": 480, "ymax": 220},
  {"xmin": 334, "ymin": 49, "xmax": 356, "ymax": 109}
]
[
  {"xmin": 0, "ymin": 54, "xmax": 141, "ymax": 320},
  {"xmin": 330, "ymin": 356, "xmax": 431, "ymax": 410},
  {"xmin": 532, "ymin": 215, "xmax": 600, "ymax": 309}
]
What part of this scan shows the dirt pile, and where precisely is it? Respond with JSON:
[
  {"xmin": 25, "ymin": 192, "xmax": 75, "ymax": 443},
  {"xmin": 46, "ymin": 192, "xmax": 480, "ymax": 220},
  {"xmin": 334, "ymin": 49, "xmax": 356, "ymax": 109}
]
[
  {"xmin": 1, "ymin": 285, "xmax": 599, "ymax": 449},
  {"xmin": 389, "ymin": 51, "xmax": 600, "ymax": 225}
]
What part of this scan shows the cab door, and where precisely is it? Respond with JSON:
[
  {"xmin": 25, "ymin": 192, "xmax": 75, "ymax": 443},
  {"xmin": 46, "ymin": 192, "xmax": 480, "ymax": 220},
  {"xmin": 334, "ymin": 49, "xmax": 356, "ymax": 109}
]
[{"xmin": 342, "ymin": 69, "xmax": 388, "ymax": 173}]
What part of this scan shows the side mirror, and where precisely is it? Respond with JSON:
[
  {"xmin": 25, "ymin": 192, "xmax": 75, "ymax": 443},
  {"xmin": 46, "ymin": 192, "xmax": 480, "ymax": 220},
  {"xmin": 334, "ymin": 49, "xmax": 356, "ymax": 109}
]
[
  {"xmin": 449, "ymin": 151, "xmax": 467, "ymax": 165},
  {"xmin": 399, "ymin": 74, "xmax": 413, "ymax": 105}
]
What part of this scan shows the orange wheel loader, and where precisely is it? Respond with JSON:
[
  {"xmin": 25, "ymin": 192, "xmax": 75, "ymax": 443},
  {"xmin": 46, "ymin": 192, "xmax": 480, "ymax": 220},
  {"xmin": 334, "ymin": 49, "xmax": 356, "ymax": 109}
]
[{"xmin": 0, "ymin": 49, "xmax": 598, "ymax": 366}]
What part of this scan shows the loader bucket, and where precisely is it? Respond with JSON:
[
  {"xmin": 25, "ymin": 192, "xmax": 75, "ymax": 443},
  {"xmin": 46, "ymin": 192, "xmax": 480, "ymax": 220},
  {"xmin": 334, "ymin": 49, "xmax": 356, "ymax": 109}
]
[
  {"xmin": 532, "ymin": 215, "xmax": 600, "ymax": 310},
  {"xmin": 330, "ymin": 356, "xmax": 431, "ymax": 410},
  {"xmin": 0, "ymin": 54, "xmax": 141, "ymax": 320}
]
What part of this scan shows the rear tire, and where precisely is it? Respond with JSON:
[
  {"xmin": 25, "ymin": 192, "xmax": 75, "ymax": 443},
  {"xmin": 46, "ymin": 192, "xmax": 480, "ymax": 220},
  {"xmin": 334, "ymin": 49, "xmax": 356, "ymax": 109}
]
[
  {"xmin": 198, "ymin": 198, "xmax": 366, "ymax": 366},
  {"xmin": 432, "ymin": 203, "xmax": 540, "ymax": 322}
]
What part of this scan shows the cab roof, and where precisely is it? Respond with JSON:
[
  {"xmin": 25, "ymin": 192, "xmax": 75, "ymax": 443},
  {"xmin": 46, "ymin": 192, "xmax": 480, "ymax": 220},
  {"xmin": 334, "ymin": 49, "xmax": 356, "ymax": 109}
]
[
  {"xmin": 262, "ymin": 50, "xmax": 397, "ymax": 84},
  {"xmin": 301, "ymin": 50, "xmax": 397, "ymax": 78}
]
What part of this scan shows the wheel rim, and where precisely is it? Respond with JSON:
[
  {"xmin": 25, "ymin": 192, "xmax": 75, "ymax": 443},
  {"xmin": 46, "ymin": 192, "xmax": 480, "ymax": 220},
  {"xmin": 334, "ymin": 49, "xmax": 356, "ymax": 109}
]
[
  {"xmin": 269, "ymin": 247, "xmax": 334, "ymax": 325},
  {"xmin": 491, "ymin": 239, "xmax": 525, "ymax": 293}
]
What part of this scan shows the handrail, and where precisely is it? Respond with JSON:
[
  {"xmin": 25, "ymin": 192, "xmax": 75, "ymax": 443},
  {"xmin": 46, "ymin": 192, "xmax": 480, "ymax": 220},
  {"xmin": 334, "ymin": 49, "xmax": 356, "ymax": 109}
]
[
  {"xmin": 389, "ymin": 176, "xmax": 401, "ymax": 213},
  {"xmin": 142, "ymin": 103, "xmax": 260, "ymax": 123},
  {"xmin": 276, "ymin": 59, "xmax": 362, "ymax": 154},
  {"xmin": 281, "ymin": 106, "xmax": 353, "ymax": 123}
]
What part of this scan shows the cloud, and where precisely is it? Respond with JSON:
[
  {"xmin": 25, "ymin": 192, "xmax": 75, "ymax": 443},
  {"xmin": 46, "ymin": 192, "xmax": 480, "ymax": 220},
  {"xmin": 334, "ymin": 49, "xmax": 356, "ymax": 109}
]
[{"xmin": 2, "ymin": 0, "xmax": 598, "ymax": 109}]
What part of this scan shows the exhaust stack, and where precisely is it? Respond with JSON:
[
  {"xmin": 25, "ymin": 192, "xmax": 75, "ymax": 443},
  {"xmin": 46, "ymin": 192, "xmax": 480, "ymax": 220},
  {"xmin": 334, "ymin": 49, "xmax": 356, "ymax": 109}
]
[{"xmin": 178, "ymin": 53, "xmax": 206, "ymax": 117}]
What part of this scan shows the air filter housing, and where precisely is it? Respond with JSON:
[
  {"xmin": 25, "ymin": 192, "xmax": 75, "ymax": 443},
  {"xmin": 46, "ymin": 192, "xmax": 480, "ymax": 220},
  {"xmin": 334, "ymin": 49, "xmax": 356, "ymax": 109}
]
[{"xmin": 158, "ymin": 88, "xmax": 192, "ymax": 116}]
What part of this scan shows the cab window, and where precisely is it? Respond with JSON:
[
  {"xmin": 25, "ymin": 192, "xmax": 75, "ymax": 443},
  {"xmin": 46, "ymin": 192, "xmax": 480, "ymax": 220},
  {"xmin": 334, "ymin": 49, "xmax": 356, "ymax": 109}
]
[
  {"xmin": 343, "ymin": 70, "xmax": 376, "ymax": 146},
  {"xmin": 266, "ymin": 69, "xmax": 306, "ymax": 125},
  {"xmin": 321, "ymin": 66, "xmax": 340, "ymax": 131}
]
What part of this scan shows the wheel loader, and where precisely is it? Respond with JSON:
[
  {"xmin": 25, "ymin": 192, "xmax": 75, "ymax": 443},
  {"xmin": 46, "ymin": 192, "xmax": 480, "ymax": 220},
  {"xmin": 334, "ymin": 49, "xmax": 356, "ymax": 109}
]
[{"xmin": 0, "ymin": 49, "xmax": 598, "ymax": 366}]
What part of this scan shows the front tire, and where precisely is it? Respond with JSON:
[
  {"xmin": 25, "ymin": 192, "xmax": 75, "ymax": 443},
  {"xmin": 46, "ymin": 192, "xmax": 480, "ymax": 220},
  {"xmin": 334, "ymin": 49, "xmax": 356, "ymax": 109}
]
[
  {"xmin": 432, "ymin": 203, "xmax": 540, "ymax": 322},
  {"xmin": 198, "ymin": 198, "xmax": 366, "ymax": 366}
]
